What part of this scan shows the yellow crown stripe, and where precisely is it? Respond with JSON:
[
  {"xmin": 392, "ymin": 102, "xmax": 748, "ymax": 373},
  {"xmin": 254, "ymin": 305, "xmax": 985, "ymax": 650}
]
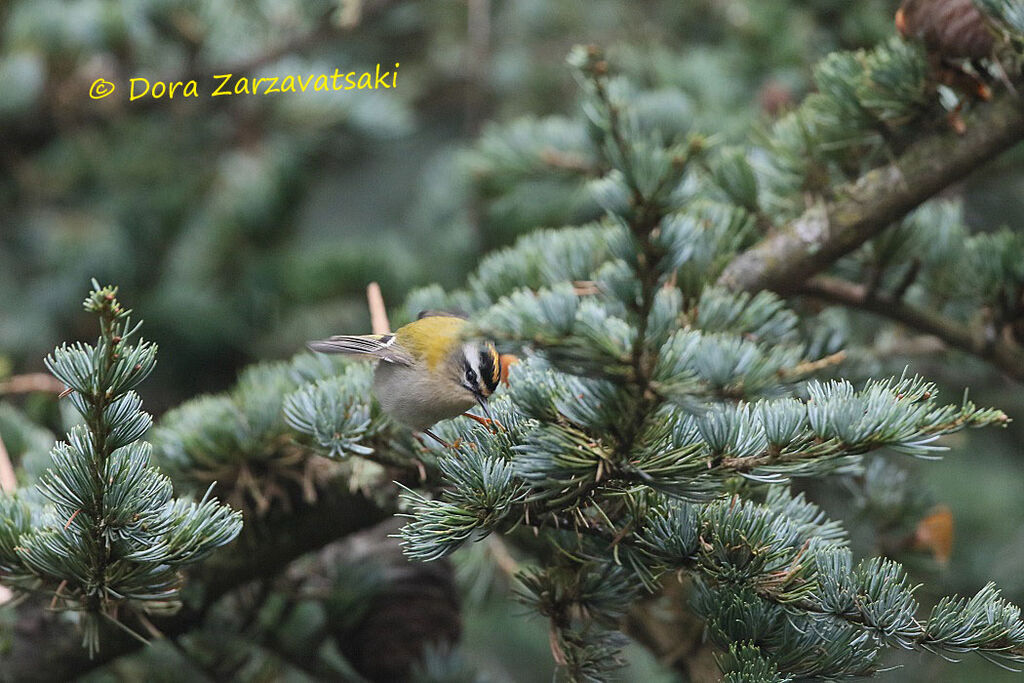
[{"xmin": 489, "ymin": 346, "xmax": 501, "ymax": 385}]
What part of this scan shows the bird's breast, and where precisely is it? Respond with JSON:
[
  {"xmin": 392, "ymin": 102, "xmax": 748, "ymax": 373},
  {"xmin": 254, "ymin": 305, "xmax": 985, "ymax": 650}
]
[{"xmin": 373, "ymin": 362, "xmax": 475, "ymax": 431}]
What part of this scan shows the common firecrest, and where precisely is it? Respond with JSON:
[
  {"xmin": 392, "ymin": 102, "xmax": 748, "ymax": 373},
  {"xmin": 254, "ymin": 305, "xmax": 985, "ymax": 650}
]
[{"xmin": 308, "ymin": 313, "xmax": 502, "ymax": 445}]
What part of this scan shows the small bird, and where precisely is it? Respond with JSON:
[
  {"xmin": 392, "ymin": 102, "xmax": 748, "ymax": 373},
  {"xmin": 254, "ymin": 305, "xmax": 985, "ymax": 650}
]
[{"xmin": 308, "ymin": 313, "xmax": 501, "ymax": 446}]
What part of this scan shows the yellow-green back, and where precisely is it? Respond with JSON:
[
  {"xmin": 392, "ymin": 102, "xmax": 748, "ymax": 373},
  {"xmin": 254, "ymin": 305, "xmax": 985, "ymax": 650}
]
[{"xmin": 394, "ymin": 315, "xmax": 467, "ymax": 370}]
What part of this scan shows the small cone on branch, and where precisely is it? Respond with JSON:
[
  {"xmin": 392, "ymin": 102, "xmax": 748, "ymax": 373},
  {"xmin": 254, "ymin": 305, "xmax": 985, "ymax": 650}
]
[{"xmin": 896, "ymin": 0, "xmax": 996, "ymax": 61}]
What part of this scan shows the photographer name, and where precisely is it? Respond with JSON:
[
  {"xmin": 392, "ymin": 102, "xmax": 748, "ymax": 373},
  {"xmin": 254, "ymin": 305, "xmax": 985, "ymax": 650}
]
[{"xmin": 90, "ymin": 64, "xmax": 400, "ymax": 101}]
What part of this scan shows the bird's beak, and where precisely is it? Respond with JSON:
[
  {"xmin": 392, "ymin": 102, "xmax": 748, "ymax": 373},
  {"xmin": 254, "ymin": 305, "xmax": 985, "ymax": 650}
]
[{"xmin": 475, "ymin": 392, "xmax": 494, "ymax": 423}]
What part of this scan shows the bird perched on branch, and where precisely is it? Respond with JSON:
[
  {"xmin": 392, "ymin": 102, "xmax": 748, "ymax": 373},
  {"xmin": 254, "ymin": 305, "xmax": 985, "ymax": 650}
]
[{"xmin": 309, "ymin": 312, "xmax": 503, "ymax": 446}]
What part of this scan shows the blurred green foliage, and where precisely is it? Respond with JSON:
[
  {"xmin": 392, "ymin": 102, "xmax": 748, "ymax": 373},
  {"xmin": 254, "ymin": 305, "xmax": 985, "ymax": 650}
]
[
  {"xmin": 0, "ymin": 0, "xmax": 900, "ymax": 408},
  {"xmin": 1, "ymin": 0, "xmax": 1022, "ymax": 680}
]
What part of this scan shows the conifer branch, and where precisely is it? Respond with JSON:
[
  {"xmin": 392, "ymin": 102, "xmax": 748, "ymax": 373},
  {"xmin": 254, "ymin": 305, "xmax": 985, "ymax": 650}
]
[
  {"xmin": 1, "ymin": 479, "xmax": 389, "ymax": 682},
  {"xmin": 0, "ymin": 282, "xmax": 242, "ymax": 656},
  {"xmin": 575, "ymin": 47, "xmax": 677, "ymax": 447},
  {"xmin": 718, "ymin": 93, "xmax": 1024, "ymax": 294},
  {"xmin": 517, "ymin": 493, "xmax": 1024, "ymax": 675},
  {"xmin": 397, "ymin": 43, "xmax": 1023, "ymax": 678},
  {"xmin": 800, "ymin": 275, "xmax": 1024, "ymax": 381}
]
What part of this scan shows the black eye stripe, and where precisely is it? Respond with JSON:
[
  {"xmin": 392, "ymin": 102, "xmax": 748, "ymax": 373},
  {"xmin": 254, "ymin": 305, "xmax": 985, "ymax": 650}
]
[
  {"xmin": 477, "ymin": 345, "xmax": 500, "ymax": 395},
  {"xmin": 462, "ymin": 344, "xmax": 499, "ymax": 395}
]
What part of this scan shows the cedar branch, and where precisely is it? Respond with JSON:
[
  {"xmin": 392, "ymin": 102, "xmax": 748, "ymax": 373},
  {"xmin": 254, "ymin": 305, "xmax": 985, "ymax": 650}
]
[
  {"xmin": 718, "ymin": 93, "xmax": 1024, "ymax": 294},
  {"xmin": 800, "ymin": 275, "xmax": 1024, "ymax": 382}
]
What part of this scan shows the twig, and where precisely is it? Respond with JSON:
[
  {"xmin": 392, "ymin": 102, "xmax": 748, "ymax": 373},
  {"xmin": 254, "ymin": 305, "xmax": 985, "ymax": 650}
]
[
  {"xmin": 0, "ymin": 373, "xmax": 65, "ymax": 395},
  {"xmin": 0, "ymin": 432, "xmax": 16, "ymax": 492},
  {"xmin": 5, "ymin": 1, "xmax": 397, "ymax": 159},
  {"xmin": 337, "ymin": 0, "xmax": 363, "ymax": 28},
  {"xmin": 892, "ymin": 258, "xmax": 922, "ymax": 302},
  {"xmin": 133, "ymin": 610, "xmax": 166, "ymax": 640},
  {"xmin": 0, "ymin": 435, "xmax": 14, "ymax": 605},
  {"xmin": 487, "ymin": 535, "xmax": 520, "ymax": 579},
  {"xmin": 177, "ymin": 0, "xmax": 394, "ymax": 84},
  {"xmin": 366, "ymin": 282, "xmax": 391, "ymax": 335},
  {"xmin": 800, "ymin": 275, "xmax": 1024, "ymax": 382},
  {"xmin": 779, "ymin": 350, "xmax": 848, "ymax": 379},
  {"xmin": 49, "ymin": 580, "xmax": 68, "ymax": 610},
  {"xmin": 539, "ymin": 148, "xmax": 600, "ymax": 175}
]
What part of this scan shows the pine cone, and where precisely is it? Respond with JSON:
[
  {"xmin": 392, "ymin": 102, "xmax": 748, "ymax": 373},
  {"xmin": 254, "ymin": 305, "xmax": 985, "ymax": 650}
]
[{"xmin": 896, "ymin": 0, "xmax": 996, "ymax": 60}]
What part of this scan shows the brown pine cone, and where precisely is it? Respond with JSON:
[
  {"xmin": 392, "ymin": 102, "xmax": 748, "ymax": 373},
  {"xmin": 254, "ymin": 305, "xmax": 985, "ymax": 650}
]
[{"xmin": 896, "ymin": 0, "xmax": 996, "ymax": 60}]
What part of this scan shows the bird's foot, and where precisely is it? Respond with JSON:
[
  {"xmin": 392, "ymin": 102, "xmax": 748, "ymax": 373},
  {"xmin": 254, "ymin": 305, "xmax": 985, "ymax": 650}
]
[
  {"xmin": 463, "ymin": 412, "xmax": 504, "ymax": 433},
  {"xmin": 418, "ymin": 429, "xmax": 466, "ymax": 451},
  {"xmin": 419, "ymin": 429, "xmax": 450, "ymax": 448}
]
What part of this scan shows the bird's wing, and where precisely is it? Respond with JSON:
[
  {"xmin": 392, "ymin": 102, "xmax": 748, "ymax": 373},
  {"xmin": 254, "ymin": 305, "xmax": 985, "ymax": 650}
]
[{"xmin": 306, "ymin": 334, "xmax": 413, "ymax": 365}]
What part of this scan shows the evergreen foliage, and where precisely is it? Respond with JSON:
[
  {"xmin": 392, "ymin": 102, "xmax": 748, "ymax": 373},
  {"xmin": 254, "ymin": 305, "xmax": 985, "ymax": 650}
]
[
  {"xmin": 0, "ymin": 0, "xmax": 908, "ymax": 404},
  {"xmin": 2, "ymin": 1, "xmax": 1023, "ymax": 680},
  {"xmin": 286, "ymin": 40, "xmax": 1024, "ymax": 679},
  {"xmin": 0, "ymin": 282, "xmax": 241, "ymax": 653}
]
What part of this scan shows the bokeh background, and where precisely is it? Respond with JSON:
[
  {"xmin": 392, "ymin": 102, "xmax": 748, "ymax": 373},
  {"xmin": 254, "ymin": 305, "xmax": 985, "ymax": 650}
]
[{"xmin": 1, "ymin": 1, "xmax": 1021, "ymax": 680}]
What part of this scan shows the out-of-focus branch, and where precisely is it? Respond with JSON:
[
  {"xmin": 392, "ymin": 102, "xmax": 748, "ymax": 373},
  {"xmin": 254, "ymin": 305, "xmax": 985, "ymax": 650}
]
[
  {"xmin": 1, "ymin": 479, "xmax": 392, "ymax": 683},
  {"xmin": 718, "ymin": 93, "xmax": 1024, "ymax": 295},
  {"xmin": 0, "ymin": 435, "xmax": 14, "ymax": 606},
  {"xmin": 176, "ymin": 0, "xmax": 396, "ymax": 83},
  {"xmin": 367, "ymin": 281, "xmax": 392, "ymax": 335},
  {"xmin": 622, "ymin": 579, "xmax": 719, "ymax": 683},
  {"xmin": 0, "ymin": 373, "xmax": 65, "ymax": 395},
  {"xmin": 801, "ymin": 275, "xmax": 1024, "ymax": 382},
  {"xmin": 0, "ymin": 434, "xmax": 15, "ymax": 493}
]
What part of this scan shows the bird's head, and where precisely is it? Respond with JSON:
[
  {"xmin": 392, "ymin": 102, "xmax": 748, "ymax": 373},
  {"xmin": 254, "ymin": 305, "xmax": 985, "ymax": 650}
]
[{"xmin": 448, "ymin": 340, "xmax": 501, "ymax": 419}]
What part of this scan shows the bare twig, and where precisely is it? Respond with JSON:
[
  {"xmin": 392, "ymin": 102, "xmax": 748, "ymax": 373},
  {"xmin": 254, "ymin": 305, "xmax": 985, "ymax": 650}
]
[
  {"xmin": 177, "ymin": 0, "xmax": 395, "ymax": 83},
  {"xmin": 0, "ymin": 434, "xmax": 15, "ymax": 606},
  {"xmin": 801, "ymin": 275, "xmax": 1024, "ymax": 382},
  {"xmin": 779, "ymin": 350, "xmax": 849, "ymax": 379},
  {"xmin": 0, "ymin": 432, "xmax": 16, "ymax": 492},
  {"xmin": 486, "ymin": 535, "xmax": 520, "ymax": 579},
  {"xmin": 366, "ymin": 281, "xmax": 391, "ymax": 335},
  {"xmin": 0, "ymin": 373, "xmax": 65, "ymax": 395}
]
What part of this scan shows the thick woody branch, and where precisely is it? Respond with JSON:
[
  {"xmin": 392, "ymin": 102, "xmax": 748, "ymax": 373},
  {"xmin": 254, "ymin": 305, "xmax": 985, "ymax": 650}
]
[
  {"xmin": 801, "ymin": 275, "xmax": 1024, "ymax": 382},
  {"xmin": 718, "ymin": 93, "xmax": 1024, "ymax": 294}
]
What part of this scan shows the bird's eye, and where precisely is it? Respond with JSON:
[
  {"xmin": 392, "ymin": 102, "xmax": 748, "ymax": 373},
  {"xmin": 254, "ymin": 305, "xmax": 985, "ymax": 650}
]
[{"xmin": 465, "ymin": 369, "xmax": 477, "ymax": 385}]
